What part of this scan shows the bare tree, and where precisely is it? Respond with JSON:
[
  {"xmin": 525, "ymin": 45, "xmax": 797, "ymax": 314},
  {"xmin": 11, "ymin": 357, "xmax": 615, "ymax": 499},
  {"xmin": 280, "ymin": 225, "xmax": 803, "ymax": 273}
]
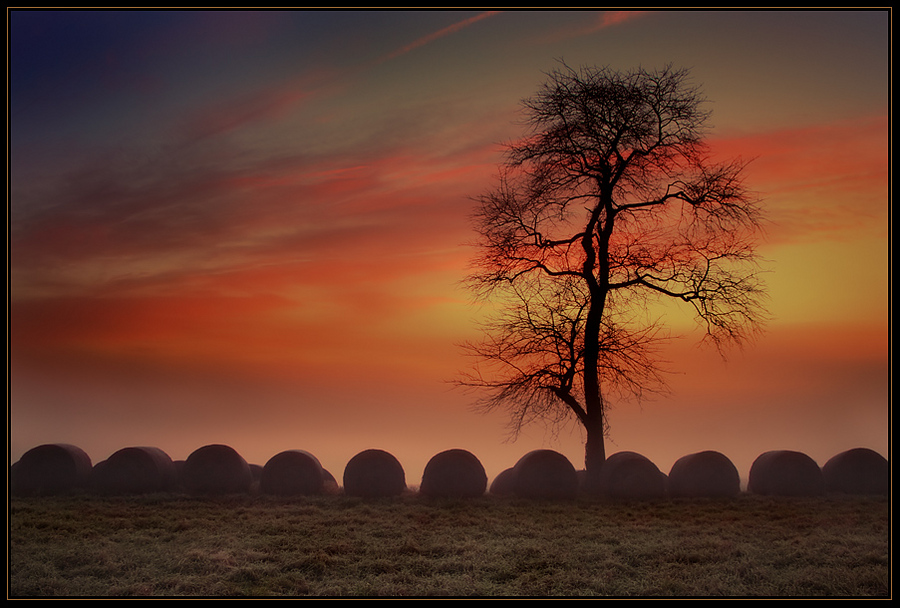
[{"xmin": 459, "ymin": 63, "xmax": 767, "ymax": 485}]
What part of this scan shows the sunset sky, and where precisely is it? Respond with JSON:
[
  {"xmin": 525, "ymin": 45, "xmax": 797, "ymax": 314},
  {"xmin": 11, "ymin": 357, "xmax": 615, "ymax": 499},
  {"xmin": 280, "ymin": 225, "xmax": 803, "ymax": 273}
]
[{"xmin": 9, "ymin": 10, "xmax": 890, "ymax": 487}]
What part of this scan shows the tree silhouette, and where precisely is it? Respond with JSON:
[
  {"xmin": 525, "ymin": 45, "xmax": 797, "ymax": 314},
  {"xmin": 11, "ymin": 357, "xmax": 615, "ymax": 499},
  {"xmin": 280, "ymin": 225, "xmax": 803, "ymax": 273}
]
[{"xmin": 459, "ymin": 63, "xmax": 767, "ymax": 487}]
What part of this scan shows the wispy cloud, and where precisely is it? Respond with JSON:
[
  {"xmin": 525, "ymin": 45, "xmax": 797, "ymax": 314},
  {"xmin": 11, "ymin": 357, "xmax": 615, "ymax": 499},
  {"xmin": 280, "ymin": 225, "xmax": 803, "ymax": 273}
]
[
  {"xmin": 8, "ymin": 104, "xmax": 498, "ymax": 303},
  {"xmin": 383, "ymin": 11, "xmax": 501, "ymax": 61},
  {"xmin": 540, "ymin": 10, "xmax": 652, "ymax": 43},
  {"xmin": 708, "ymin": 115, "xmax": 888, "ymax": 245},
  {"xmin": 592, "ymin": 10, "xmax": 650, "ymax": 31},
  {"xmin": 178, "ymin": 85, "xmax": 312, "ymax": 142}
]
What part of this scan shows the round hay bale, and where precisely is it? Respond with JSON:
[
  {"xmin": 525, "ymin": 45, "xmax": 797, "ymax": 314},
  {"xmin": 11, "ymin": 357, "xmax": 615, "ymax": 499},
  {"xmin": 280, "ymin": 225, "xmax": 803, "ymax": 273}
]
[
  {"xmin": 182, "ymin": 444, "xmax": 252, "ymax": 495},
  {"xmin": 91, "ymin": 446, "xmax": 177, "ymax": 494},
  {"xmin": 512, "ymin": 450, "xmax": 578, "ymax": 499},
  {"xmin": 667, "ymin": 450, "xmax": 741, "ymax": 499},
  {"xmin": 595, "ymin": 451, "xmax": 666, "ymax": 500},
  {"xmin": 172, "ymin": 460, "xmax": 186, "ymax": 490},
  {"xmin": 10, "ymin": 461, "xmax": 21, "ymax": 490},
  {"xmin": 12, "ymin": 443, "xmax": 93, "ymax": 496},
  {"xmin": 822, "ymin": 448, "xmax": 888, "ymax": 495},
  {"xmin": 248, "ymin": 464, "xmax": 263, "ymax": 495},
  {"xmin": 261, "ymin": 450, "xmax": 325, "ymax": 496},
  {"xmin": 321, "ymin": 468, "xmax": 341, "ymax": 495},
  {"xmin": 420, "ymin": 449, "xmax": 487, "ymax": 498},
  {"xmin": 575, "ymin": 469, "xmax": 589, "ymax": 492},
  {"xmin": 489, "ymin": 467, "xmax": 516, "ymax": 496},
  {"xmin": 342, "ymin": 449, "xmax": 406, "ymax": 498},
  {"xmin": 748, "ymin": 450, "xmax": 824, "ymax": 496}
]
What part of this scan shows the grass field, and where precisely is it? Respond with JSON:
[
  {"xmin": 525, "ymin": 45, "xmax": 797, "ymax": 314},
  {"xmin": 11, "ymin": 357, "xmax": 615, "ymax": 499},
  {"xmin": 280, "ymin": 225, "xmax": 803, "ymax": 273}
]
[{"xmin": 8, "ymin": 492, "xmax": 890, "ymax": 597}]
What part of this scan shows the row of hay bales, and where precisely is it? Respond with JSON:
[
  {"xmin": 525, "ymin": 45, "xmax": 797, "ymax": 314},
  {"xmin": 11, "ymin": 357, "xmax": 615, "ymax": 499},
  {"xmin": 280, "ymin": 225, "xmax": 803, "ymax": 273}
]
[{"xmin": 10, "ymin": 443, "xmax": 889, "ymax": 500}]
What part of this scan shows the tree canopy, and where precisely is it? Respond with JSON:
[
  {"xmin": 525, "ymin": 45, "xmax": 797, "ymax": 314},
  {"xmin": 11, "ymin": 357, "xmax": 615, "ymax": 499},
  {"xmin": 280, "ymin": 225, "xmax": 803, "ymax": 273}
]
[{"xmin": 459, "ymin": 63, "xmax": 767, "ymax": 477}]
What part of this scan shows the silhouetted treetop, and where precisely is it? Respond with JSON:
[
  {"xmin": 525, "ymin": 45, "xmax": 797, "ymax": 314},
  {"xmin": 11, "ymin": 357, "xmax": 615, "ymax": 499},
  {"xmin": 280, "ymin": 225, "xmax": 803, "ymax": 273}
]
[{"xmin": 460, "ymin": 63, "xmax": 767, "ymax": 482}]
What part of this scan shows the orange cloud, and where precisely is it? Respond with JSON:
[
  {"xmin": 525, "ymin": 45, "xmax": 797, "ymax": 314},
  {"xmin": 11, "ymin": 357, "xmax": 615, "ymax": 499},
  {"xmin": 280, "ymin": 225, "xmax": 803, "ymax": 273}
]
[
  {"xmin": 9, "ymin": 262, "xmax": 471, "ymax": 399},
  {"xmin": 7, "ymin": 133, "xmax": 492, "ymax": 386},
  {"xmin": 540, "ymin": 10, "xmax": 652, "ymax": 42},
  {"xmin": 595, "ymin": 11, "xmax": 651, "ymax": 30},
  {"xmin": 10, "ymin": 116, "xmax": 497, "ymax": 295},
  {"xmin": 708, "ymin": 115, "xmax": 888, "ymax": 245}
]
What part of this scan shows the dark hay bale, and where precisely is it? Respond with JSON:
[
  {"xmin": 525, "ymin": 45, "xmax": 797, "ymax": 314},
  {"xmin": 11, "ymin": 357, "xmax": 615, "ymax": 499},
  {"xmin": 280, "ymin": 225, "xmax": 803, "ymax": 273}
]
[
  {"xmin": 420, "ymin": 449, "xmax": 487, "ymax": 498},
  {"xmin": 822, "ymin": 448, "xmax": 888, "ymax": 495},
  {"xmin": 489, "ymin": 467, "xmax": 516, "ymax": 496},
  {"xmin": 512, "ymin": 450, "xmax": 579, "ymax": 499},
  {"xmin": 748, "ymin": 450, "xmax": 824, "ymax": 496},
  {"xmin": 91, "ymin": 446, "xmax": 177, "ymax": 494},
  {"xmin": 342, "ymin": 449, "xmax": 406, "ymax": 498},
  {"xmin": 595, "ymin": 451, "xmax": 667, "ymax": 500},
  {"xmin": 10, "ymin": 461, "xmax": 21, "ymax": 488},
  {"xmin": 260, "ymin": 450, "xmax": 325, "ymax": 496},
  {"xmin": 322, "ymin": 469, "xmax": 341, "ymax": 495},
  {"xmin": 12, "ymin": 443, "xmax": 93, "ymax": 496},
  {"xmin": 172, "ymin": 460, "xmax": 186, "ymax": 490},
  {"xmin": 667, "ymin": 450, "xmax": 741, "ymax": 499},
  {"xmin": 182, "ymin": 444, "xmax": 253, "ymax": 495},
  {"xmin": 575, "ymin": 469, "xmax": 588, "ymax": 491}
]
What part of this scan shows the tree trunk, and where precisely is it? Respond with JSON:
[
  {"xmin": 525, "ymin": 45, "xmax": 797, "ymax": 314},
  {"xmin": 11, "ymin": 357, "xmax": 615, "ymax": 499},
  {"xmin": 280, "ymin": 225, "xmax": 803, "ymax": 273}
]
[
  {"xmin": 582, "ymin": 193, "xmax": 612, "ymax": 492},
  {"xmin": 583, "ymin": 410, "xmax": 606, "ymax": 492},
  {"xmin": 581, "ymin": 292, "xmax": 607, "ymax": 491}
]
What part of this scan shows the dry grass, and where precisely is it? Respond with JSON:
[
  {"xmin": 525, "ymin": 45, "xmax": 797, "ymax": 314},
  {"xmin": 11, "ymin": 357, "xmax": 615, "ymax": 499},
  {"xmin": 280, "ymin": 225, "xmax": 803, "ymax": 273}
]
[{"xmin": 8, "ymin": 492, "xmax": 890, "ymax": 597}]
